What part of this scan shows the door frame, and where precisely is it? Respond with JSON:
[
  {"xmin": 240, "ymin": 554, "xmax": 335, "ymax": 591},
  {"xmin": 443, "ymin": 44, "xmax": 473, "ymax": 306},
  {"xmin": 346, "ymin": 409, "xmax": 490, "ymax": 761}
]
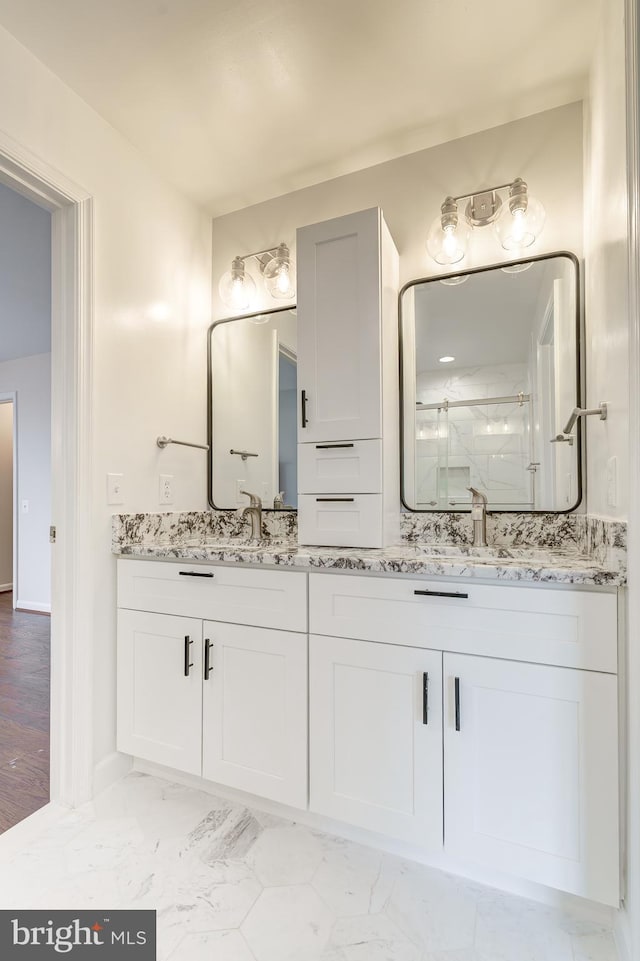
[
  {"xmin": 0, "ymin": 132, "xmax": 94, "ymax": 808},
  {"xmin": 0, "ymin": 393, "xmax": 17, "ymax": 599}
]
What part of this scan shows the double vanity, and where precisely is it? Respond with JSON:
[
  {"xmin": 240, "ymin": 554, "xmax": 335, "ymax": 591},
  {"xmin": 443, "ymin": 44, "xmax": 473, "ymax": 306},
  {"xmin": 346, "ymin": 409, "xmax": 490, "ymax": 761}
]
[{"xmin": 115, "ymin": 205, "xmax": 625, "ymax": 911}]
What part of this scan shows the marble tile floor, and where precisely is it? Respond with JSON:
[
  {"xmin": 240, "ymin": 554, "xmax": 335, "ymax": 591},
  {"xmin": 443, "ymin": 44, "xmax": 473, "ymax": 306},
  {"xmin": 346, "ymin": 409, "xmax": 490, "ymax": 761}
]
[{"xmin": 0, "ymin": 772, "xmax": 619, "ymax": 961}]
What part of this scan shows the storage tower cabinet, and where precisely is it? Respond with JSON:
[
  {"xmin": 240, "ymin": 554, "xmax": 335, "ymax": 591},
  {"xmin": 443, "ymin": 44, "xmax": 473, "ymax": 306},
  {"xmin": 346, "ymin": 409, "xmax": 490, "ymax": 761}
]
[{"xmin": 296, "ymin": 206, "xmax": 400, "ymax": 547}]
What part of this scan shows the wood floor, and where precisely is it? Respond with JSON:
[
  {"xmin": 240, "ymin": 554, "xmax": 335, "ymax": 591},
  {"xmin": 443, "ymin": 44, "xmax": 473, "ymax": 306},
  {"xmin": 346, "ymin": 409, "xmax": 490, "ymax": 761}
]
[{"xmin": 0, "ymin": 591, "xmax": 50, "ymax": 832}]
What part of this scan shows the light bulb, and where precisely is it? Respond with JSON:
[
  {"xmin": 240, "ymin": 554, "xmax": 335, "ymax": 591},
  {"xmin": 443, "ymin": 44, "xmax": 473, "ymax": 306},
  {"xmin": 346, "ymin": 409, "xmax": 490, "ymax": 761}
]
[
  {"xmin": 494, "ymin": 179, "xmax": 545, "ymax": 251},
  {"xmin": 426, "ymin": 197, "xmax": 470, "ymax": 266},
  {"xmin": 263, "ymin": 243, "xmax": 296, "ymax": 300},
  {"xmin": 218, "ymin": 256, "xmax": 256, "ymax": 310}
]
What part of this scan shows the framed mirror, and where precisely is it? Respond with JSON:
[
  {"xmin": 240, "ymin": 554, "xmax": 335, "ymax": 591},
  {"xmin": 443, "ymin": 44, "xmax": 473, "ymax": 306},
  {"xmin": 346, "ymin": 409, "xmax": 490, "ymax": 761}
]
[
  {"xmin": 208, "ymin": 306, "xmax": 297, "ymax": 509},
  {"xmin": 400, "ymin": 252, "xmax": 581, "ymax": 512}
]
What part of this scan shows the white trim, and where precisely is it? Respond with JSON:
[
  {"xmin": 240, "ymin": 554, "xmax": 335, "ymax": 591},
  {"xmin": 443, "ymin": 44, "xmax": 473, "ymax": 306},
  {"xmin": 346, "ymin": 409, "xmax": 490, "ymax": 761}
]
[
  {"xmin": 14, "ymin": 601, "xmax": 51, "ymax": 614},
  {"xmin": 624, "ymin": 1, "xmax": 640, "ymax": 959},
  {"xmin": 0, "ymin": 584, "xmax": 12, "ymax": 593},
  {"xmin": 0, "ymin": 390, "xmax": 17, "ymax": 604},
  {"xmin": 616, "ymin": 910, "xmax": 632, "ymax": 961},
  {"xmin": 0, "ymin": 131, "xmax": 95, "ymax": 809},
  {"xmin": 92, "ymin": 752, "xmax": 132, "ymax": 798}
]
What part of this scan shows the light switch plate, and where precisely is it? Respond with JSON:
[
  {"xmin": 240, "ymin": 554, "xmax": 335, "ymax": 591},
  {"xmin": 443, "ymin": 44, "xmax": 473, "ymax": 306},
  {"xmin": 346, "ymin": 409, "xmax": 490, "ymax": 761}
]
[{"xmin": 107, "ymin": 473, "xmax": 124, "ymax": 505}]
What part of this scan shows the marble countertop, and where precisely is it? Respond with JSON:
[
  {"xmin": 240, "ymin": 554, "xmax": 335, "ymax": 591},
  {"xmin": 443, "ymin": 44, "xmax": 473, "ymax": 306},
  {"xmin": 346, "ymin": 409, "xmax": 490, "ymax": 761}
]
[{"xmin": 113, "ymin": 538, "xmax": 625, "ymax": 586}]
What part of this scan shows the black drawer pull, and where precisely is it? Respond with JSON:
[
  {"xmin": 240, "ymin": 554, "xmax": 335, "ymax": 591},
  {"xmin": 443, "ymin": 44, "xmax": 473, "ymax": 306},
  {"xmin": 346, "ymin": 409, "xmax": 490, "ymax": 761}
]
[
  {"xmin": 301, "ymin": 389, "xmax": 308, "ymax": 428},
  {"xmin": 455, "ymin": 676, "xmax": 461, "ymax": 731},
  {"xmin": 414, "ymin": 589, "xmax": 468, "ymax": 599},
  {"xmin": 422, "ymin": 672, "xmax": 429, "ymax": 725},
  {"xmin": 204, "ymin": 638, "xmax": 213, "ymax": 681},
  {"xmin": 184, "ymin": 636, "xmax": 194, "ymax": 677},
  {"xmin": 179, "ymin": 571, "xmax": 214, "ymax": 578},
  {"xmin": 315, "ymin": 443, "xmax": 355, "ymax": 450},
  {"xmin": 315, "ymin": 497, "xmax": 355, "ymax": 503}
]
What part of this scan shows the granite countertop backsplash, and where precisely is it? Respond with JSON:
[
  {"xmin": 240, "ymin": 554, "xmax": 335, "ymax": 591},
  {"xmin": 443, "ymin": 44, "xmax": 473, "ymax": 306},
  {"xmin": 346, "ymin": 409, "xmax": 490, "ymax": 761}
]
[{"xmin": 111, "ymin": 510, "xmax": 626, "ymax": 587}]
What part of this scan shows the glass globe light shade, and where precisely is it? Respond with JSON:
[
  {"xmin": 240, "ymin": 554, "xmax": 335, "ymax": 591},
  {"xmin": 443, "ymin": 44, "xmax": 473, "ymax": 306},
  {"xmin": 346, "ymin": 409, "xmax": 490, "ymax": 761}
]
[
  {"xmin": 426, "ymin": 213, "xmax": 470, "ymax": 266},
  {"xmin": 494, "ymin": 188, "xmax": 545, "ymax": 252},
  {"xmin": 218, "ymin": 257, "xmax": 256, "ymax": 310},
  {"xmin": 263, "ymin": 244, "xmax": 296, "ymax": 300}
]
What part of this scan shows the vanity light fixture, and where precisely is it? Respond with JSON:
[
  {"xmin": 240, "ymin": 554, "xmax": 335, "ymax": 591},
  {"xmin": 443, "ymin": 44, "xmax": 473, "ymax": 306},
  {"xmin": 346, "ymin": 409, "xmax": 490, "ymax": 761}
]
[
  {"xmin": 427, "ymin": 178, "xmax": 545, "ymax": 267},
  {"xmin": 218, "ymin": 243, "xmax": 296, "ymax": 310}
]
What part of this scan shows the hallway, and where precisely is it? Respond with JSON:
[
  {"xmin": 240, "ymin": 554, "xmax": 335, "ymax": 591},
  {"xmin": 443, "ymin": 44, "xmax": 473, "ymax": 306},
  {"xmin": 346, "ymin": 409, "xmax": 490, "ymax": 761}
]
[{"xmin": 0, "ymin": 591, "xmax": 49, "ymax": 831}]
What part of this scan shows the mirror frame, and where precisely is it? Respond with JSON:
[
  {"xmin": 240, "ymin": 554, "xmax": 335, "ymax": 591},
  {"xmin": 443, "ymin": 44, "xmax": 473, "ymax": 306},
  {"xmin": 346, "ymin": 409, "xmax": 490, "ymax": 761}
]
[
  {"xmin": 398, "ymin": 251, "xmax": 583, "ymax": 514},
  {"xmin": 207, "ymin": 304, "xmax": 298, "ymax": 511}
]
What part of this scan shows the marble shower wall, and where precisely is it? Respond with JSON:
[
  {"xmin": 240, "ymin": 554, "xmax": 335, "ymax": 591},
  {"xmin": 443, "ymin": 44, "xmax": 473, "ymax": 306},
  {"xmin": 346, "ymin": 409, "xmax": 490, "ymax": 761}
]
[{"xmin": 415, "ymin": 363, "xmax": 533, "ymax": 509}]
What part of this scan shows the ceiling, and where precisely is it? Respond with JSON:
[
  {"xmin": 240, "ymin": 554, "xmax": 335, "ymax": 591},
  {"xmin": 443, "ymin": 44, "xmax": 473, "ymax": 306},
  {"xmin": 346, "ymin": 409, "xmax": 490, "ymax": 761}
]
[{"xmin": 0, "ymin": 0, "xmax": 600, "ymax": 216}]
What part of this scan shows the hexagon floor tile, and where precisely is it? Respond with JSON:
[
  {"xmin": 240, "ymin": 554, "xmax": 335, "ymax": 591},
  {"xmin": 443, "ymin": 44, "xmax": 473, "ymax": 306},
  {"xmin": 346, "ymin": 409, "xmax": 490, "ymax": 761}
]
[{"xmin": 0, "ymin": 773, "xmax": 620, "ymax": 961}]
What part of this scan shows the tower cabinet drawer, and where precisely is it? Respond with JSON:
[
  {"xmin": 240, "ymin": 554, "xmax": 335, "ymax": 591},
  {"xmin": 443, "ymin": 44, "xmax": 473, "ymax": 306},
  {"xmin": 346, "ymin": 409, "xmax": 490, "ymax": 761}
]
[
  {"xmin": 298, "ymin": 494, "xmax": 383, "ymax": 548},
  {"xmin": 298, "ymin": 439, "xmax": 383, "ymax": 494},
  {"xmin": 117, "ymin": 559, "xmax": 307, "ymax": 632},
  {"xmin": 308, "ymin": 573, "xmax": 617, "ymax": 672}
]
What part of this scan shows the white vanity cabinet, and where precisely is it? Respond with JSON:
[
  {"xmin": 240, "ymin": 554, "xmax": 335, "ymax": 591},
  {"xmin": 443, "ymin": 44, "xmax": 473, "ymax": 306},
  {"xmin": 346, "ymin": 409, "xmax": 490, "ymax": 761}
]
[
  {"xmin": 309, "ymin": 634, "xmax": 443, "ymax": 847},
  {"xmin": 116, "ymin": 559, "xmax": 308, "ymax": 806},
  {"xmin": 296, "ymin": 206, "xmax": 399, "ymax": 547},
  {"xmin": 443, "ymin": 653, "xmax": 619, "ymax": 906},
  {"xmin": 308, "ymin": 571, "xmax": 620, "ymax": 906}
]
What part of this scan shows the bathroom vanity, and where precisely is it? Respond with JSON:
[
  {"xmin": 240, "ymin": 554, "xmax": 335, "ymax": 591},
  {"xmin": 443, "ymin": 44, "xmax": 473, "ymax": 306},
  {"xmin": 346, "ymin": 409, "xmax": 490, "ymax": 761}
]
[{"xmin": 113, "ymin": 531, "xmax": 623, "ymax": 909}]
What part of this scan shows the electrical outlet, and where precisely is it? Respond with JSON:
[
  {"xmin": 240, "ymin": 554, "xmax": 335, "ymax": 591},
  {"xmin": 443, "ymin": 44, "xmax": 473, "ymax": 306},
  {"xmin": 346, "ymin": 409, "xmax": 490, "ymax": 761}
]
[
  {"xmin": 236, "ymin": 479, "xmax": 246, "ymax": 504},
  {"xmin": 159, "ymin": 474, "xmax": 174, "ymax": 505},
  {"xmin": 107, "ymin": 473, "xmax": 125, "ymax": 505},
  {"xmin": 607, "ymin": 456, "xmax": 618, "ymax": 508}
]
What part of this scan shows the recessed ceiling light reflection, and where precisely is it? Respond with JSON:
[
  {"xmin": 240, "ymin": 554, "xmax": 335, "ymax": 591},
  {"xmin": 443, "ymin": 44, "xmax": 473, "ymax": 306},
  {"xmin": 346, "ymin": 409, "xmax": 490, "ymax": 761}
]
[{"xmin": 439, "ymin": 355, "xmax": 455, "ymax": 363}]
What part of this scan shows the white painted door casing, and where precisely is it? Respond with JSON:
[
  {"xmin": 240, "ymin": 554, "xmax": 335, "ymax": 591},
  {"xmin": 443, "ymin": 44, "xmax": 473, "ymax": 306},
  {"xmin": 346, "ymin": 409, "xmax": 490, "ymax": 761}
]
[
  {"xmin": 202, "ymin": 621, "xmax": 308, "ymax": 808},
  {"xmin": 443, "ymin": 652, "xmax": 620, "ymax": 907},
  {"xmin": 309, "ymin": 633, "xmax": 443, "ymax": 847}
]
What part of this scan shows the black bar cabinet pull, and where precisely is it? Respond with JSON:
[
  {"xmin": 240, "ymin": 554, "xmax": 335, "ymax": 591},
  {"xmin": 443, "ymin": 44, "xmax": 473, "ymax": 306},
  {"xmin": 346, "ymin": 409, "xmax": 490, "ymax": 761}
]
[
  {"xmin": 184, "ymin": 636, "xmax": 194, "ymax": 677},
  {"xmin": 301, "ymin": 389, "xmax": 308, "ymax": 428},
  {"xmin": 454, "ymin": 677, "xmax": 461, "ymax": 731},
  {"xmin": 315, "ymin": 443, "xmax": 355, "ymax": 450},
  {"xmin": 414, "ymin": 589, "xmax": 469, "ymax": 599},
  {"xmin": 422, "ymin": 672, "xmax": 429, "ymax": 725},
  {"xmin": 315, "ymin": 497, "xmax": 355, "ymax": 503},
  {"xmin": 179, "ymin": 570, "xmax": 214, "ymax": 578},
  {"xmin": 204, "ymin": 639, "xmax": 213, "ymax": 681}
]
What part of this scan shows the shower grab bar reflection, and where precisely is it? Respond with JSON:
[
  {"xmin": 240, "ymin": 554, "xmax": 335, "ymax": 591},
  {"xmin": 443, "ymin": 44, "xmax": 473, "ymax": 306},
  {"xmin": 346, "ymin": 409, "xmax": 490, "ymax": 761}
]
[{"xmin": 156, "ymin": 436, "xmax": 209, "ymax": 450}]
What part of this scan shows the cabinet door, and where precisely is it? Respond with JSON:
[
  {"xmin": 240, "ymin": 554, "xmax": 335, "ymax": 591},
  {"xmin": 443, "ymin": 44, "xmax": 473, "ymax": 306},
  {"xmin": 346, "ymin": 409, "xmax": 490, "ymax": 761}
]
[
  {"xmin": 310, "ymin": 634, "xmax": 443, "ymax": 848},
  {"xmin": 297, "ymin": 207, "xmax": 382, "ymax": 442},
  {"xmin": 202, "ymin": 622, "xmax": 308, "ymax": 808},
  {"xmin": 443, "ymin": 653, "xmax": 619, "ymax": 906},
  {"xmin": 117, "ymin": 610, "xmax": 203, "ymax": 775}
]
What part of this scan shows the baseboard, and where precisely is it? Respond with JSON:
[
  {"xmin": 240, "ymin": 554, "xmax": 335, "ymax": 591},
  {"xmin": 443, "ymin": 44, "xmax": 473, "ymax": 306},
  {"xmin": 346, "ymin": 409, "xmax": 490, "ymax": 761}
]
[
  {"xmin": 615, "ymin": 909, "xmax": 633, "ymax": 961},
  {"xmin": 132, "ymin": 757, "xmax": 614, "ymax": 924},
  {"xmin": 0, "ymin": 583, "xmax": 12, "ymax": 592},
  {"xmin": 15, "ymin": 600, "xmax": 51, "ymax": 614},
  {"xmin": 93, "ymin": 751, "xmax": 132, "ymax": 797}
]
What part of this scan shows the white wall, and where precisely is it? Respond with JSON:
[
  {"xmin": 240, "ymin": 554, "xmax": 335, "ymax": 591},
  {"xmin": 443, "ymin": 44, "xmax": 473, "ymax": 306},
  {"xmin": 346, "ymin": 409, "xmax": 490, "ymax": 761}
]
[
  {"xmin": 583, "ymin": 0, "xmax": 629, "ymax": 522},
  {"xmin": 0, "ymin": 24, "xmax": 212, "ymax": 781},
  {"xmin": 0, "ymin": 181, "xmax": 51, "ymax": 362},
  {"xmin": 212, "ymin": 103, "xmax": 584, "ymax": 321},
  {"xmin": 0, "ymin": 355, "xmax": 50, "ymax": 609},
  {"xmin": 0, "ymin": 401, "xmax": 12, "ymax": 589}
]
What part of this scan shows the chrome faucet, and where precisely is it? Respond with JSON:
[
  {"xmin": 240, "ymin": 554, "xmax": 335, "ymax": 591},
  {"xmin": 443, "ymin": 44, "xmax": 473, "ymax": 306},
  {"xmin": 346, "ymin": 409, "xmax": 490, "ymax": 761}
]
[
  {"xmin": 468, "ymin": 486, "xmax": 488, "ymax": 547},
  {"xmin": 240, "ymin": 490, "xmax": 263, "ymax": 541}
]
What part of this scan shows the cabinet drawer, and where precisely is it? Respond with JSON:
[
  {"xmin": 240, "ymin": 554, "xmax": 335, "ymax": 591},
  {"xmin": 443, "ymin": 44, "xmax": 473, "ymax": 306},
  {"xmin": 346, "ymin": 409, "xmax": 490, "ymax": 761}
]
[
  {"xmin": 309, "ymin": 573, "xmax": 617, "ymax": 673},
  {"xmin": 117, "ymin": 559, "xmax": 307, "ymax": 632},
  {"xmin": 298, "ymin": 439, "xmax": 382, "ymax": 493},
  {"xmin": 298, "ymin": 494, "xmax": 382, "ymax": 548}
]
